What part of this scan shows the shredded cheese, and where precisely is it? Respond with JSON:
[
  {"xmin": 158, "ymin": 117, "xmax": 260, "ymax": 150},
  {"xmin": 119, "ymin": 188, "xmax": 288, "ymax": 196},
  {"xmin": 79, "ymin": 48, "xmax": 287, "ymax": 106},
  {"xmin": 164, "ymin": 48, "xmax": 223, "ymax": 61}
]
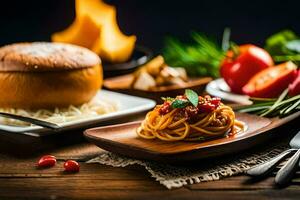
[{"xmin": 0, "ymin": 97, "xmax": 119, "ymax": 127}]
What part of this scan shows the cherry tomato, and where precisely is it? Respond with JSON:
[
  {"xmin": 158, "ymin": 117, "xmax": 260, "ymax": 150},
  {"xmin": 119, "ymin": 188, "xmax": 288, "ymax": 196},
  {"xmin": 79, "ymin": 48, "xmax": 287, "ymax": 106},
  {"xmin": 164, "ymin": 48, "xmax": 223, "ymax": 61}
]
[
  {"xmin": 198, "ymin": 103, "xmax": 215, "ymax": 113},
  {"xmin": 220, "ymin": 44, "xmax": 274, "ymax": 94},
  {"xmin": 159, "ymin": 101, "xmax": 171, "ymax": 115},
  {"xmin": 37, "ymin": 155, "xmax": 56, "ymax": 168},
  {"xmin": 289, "ymin": 70, "xmax": 300, "ymax": 96},
  {"xmin": 242, "ymin": 62, "xmax": 297, "ymax": 98},
  {"xmin": 210, "ymin": 97, "xmax": 221, "ymax": 107},
  {"xmin": 64, "ymin": 160, "xmax": 80, "ymax": 172}
]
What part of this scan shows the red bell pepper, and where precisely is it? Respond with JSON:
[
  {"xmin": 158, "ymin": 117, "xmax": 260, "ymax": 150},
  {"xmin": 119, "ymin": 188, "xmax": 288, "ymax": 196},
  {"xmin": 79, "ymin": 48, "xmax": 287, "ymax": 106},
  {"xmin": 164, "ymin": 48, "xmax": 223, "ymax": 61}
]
[
  {"xmin": 289, "ymin": 70, "xmax": 300, "ymax": 96},
  {"xmin": 242, "ymin": 62, "xmax": 297, "ymax": 98}
]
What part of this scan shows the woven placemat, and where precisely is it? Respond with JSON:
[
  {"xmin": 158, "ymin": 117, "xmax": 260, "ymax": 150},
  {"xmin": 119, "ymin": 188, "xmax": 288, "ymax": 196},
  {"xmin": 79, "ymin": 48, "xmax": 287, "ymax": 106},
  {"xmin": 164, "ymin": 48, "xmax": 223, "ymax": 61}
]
[{"xmin": 87, "ymin": 141, "xmax": 288, "ymax": 189}]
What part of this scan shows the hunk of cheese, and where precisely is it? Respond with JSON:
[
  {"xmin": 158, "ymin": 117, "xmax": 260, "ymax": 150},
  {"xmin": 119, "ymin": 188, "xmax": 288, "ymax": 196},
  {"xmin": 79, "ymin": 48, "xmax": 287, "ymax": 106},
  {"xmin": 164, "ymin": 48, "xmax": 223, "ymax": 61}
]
[
  {"xmin": 91, "ymin": 11, "xmax": 136, "ymax": 63},
  {"xmin": 51, "ymin": 15, "xmax": 100, "ymax": 49},
  {"xmin": 52, "ymin": 0, "xmax": 136, "ymax": 63}
]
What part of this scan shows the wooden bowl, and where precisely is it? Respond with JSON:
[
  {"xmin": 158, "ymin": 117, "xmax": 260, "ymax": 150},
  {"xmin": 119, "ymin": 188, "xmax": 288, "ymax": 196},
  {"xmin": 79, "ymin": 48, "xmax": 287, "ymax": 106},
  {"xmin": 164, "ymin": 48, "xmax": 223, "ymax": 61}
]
[{"xmin": 103, "ymin": 74, "xmax": 212, "ymax": 102}]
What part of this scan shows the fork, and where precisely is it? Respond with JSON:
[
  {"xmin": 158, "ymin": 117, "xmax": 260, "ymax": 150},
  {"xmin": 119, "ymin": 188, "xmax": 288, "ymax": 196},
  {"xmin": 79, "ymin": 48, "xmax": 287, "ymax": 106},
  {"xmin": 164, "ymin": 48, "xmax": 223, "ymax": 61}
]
[{"xmin": 0, "ymin": 112, "xmax": 60, "ymax": 130}]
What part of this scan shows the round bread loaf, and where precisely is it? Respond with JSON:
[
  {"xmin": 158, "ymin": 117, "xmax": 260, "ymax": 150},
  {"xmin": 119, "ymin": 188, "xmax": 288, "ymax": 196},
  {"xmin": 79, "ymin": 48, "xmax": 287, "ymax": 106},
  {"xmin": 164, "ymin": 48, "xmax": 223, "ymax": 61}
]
[{"xmin": 0, "ymin": 42, "xmax": 102, "ymax": 109}]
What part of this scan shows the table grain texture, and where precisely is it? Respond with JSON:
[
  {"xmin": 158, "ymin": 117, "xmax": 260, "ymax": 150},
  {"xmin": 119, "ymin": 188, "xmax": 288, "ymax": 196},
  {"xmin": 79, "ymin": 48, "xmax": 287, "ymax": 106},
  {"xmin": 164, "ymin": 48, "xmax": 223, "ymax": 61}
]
[{"xmin": 0, "ymin": 113, "xmax": 299, "ymax": 200}]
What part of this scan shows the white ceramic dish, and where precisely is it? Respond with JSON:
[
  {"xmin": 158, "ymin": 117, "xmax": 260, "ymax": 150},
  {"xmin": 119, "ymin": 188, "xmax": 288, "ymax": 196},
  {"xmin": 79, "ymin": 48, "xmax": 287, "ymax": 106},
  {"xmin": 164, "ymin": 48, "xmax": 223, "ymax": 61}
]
[
  {"xmin": 0, "ymin": 90, "xmax": 156, "ymax": 136},
  {"xmin": 206, "ymin": 78, "xmax": 252, "ymax": 105}
]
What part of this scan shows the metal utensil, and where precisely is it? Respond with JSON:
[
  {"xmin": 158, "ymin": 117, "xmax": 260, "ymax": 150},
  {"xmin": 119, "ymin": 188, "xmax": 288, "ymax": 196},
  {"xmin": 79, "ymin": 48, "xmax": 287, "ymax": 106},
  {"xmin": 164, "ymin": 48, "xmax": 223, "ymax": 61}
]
[
  {"xmin": 247, "ymin": 130, "xmax": 300, "ymax": 179},
  {"xmin": 275, "ymin": 131, "xmax": 300, "ymax": 186},
  {"xmin": 0, "ymin": 112, "xmax": 61, "ymax": 130},
  {"xmin": 246, "ymin": 149, "xmax": 296, "ymax": 177}
]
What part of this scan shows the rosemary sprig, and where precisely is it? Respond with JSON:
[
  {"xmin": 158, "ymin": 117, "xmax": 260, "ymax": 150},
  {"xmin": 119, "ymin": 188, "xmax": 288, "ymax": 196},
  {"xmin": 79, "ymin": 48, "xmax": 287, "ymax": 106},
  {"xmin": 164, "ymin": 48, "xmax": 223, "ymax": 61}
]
[
  {"xmin": 236, "ymin": 89, "xmax": 300, "ymax": 118},
  {"xmin": 260, "ymin": 89, "xmax": 289, "ymax": 117}
]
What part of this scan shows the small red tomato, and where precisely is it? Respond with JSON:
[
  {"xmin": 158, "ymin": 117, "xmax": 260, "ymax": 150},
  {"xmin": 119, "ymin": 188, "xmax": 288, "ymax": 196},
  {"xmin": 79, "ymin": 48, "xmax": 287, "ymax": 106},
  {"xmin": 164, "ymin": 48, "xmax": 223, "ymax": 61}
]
[
  {"xmin": 220, "ymin": 44, "xmax": 273, "ymax": 94},
  {"xmin": 64, "ymin": 160, "xmax": 80, "ymax": 172},
  {"xmin": 37, "ymin": 155, "xmax": 56, "ymax": 168},
  {"xmin": 243, "ymin": 62, "xmax": 297, "ymax": 98},
  {"xmin": 159, "ymin": 101, "xmax": 171, "ymax": 115},
  {"xmin": 289, "ymin": 70, "xmax": 300, "ymax": 96},
  {"xmin": 198, "ymin": 103, "xmax": 215, "ymax": 113},
  {"xmin": 210, "ymin": 97, "xmax": 221, "ymax": 107}
]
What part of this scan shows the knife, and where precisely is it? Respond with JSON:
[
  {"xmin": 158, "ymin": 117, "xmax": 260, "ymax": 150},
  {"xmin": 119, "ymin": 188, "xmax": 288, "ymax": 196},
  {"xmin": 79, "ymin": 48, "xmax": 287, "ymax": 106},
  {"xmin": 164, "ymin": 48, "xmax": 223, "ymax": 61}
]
[{"xmin": 247, "ymin": 130, "xmax": 300, "ymax": 179}]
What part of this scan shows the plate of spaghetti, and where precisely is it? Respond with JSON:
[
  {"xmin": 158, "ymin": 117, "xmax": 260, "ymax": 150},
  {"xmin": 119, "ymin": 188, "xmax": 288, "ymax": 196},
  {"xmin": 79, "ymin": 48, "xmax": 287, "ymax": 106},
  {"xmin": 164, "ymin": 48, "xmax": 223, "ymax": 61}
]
[
  {"xmin": 84, "ymin": 90, "xmax": 300, "ymax": 163},
  {"xmin": 137, "ymin": 90, "xmax": 246, "ymax": 141}
]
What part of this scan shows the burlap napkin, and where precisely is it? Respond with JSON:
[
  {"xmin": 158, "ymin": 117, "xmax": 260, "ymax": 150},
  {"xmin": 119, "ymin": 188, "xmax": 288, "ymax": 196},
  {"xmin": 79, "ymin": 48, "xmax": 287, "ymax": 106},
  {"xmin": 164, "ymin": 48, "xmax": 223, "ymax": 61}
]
[{"xmin": 87, "ymin": 141, "xmax": 288, "ymax": 189}]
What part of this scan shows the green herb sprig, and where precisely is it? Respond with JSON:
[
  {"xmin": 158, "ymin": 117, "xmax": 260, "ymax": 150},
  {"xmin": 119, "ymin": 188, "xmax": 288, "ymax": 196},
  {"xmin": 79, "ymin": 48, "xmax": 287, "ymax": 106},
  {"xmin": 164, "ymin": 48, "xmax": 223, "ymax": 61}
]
[
  {"xmin": 162, "ymin": 31, "xmax": 227, "ymax": 78},
  {"xmin": 236, "ymin": 89, "xmax": 300, "ymax": 118},
  {"xmin": 265, "ymin": 29, "xmax": 300, "ymax": 64}
]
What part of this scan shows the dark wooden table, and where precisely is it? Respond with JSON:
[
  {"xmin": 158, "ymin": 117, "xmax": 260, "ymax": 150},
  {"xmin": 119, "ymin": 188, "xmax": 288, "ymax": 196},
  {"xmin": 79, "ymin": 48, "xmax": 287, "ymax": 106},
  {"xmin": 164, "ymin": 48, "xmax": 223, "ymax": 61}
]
[{"xmin": 0, "ymin": 114, "xmax": 299, "ymax": 200}]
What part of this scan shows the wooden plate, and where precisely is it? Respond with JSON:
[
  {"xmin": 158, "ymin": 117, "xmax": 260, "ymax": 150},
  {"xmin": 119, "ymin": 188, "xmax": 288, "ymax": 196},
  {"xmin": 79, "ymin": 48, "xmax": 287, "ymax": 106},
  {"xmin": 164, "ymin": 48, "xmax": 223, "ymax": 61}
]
[
  {"xmin": 84, "ymin": 112, "xmax": 299, "ymax": 163},
  {"xmin": 103, "ymin": 74, "xmax": 212, "ymax": 102}
]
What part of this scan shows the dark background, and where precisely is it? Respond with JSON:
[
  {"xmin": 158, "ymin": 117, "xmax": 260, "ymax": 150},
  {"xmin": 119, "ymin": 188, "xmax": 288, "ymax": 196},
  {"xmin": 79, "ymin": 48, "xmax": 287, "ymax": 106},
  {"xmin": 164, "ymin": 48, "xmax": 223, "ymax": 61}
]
[{"xmin": 0, "ymin": 0, "xmax": 299, "ymax": 52}]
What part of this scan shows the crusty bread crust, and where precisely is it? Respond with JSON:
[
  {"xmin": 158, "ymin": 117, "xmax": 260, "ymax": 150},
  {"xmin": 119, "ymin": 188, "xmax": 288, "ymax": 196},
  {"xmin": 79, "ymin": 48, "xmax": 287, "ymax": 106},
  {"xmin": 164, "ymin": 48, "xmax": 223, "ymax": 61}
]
[
  {"xmin": 0, "ymin": 42, "xmax": 101, "ymax": 72},
  {"xmin": 0, "ymin": 42, "xmax": 103, "ymax": 109},
  {"xmin": 0, "ymin": 64, "xmax": 102, "ymax": 109}
]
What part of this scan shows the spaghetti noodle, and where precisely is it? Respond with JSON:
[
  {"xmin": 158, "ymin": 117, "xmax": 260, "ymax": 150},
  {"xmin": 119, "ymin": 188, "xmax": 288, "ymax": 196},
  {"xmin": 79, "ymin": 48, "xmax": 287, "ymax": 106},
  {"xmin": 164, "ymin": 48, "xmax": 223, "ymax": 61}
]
[{"xmin": 137, "ymin": 92, "xmax": 245, "ymax": 141}]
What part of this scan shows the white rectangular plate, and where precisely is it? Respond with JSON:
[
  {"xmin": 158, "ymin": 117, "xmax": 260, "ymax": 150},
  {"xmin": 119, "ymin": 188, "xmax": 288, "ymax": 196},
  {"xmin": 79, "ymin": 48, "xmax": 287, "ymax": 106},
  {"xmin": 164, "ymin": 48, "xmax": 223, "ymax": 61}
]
[{"xmin": 0, "ymin": 90, "xmax": 156, "ymax": 136}]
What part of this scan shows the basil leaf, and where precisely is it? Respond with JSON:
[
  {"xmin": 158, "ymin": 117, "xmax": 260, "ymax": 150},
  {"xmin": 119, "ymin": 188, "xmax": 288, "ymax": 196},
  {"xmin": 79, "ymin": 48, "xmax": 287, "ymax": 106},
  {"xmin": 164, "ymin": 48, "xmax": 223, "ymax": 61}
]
[
  {"xmin": 171, "ymin": 99, "xmax": 189, "ymax": 108},
  {"xmin": 185, "ymin": 89, "xmax": 199, "ymax": 107}
]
